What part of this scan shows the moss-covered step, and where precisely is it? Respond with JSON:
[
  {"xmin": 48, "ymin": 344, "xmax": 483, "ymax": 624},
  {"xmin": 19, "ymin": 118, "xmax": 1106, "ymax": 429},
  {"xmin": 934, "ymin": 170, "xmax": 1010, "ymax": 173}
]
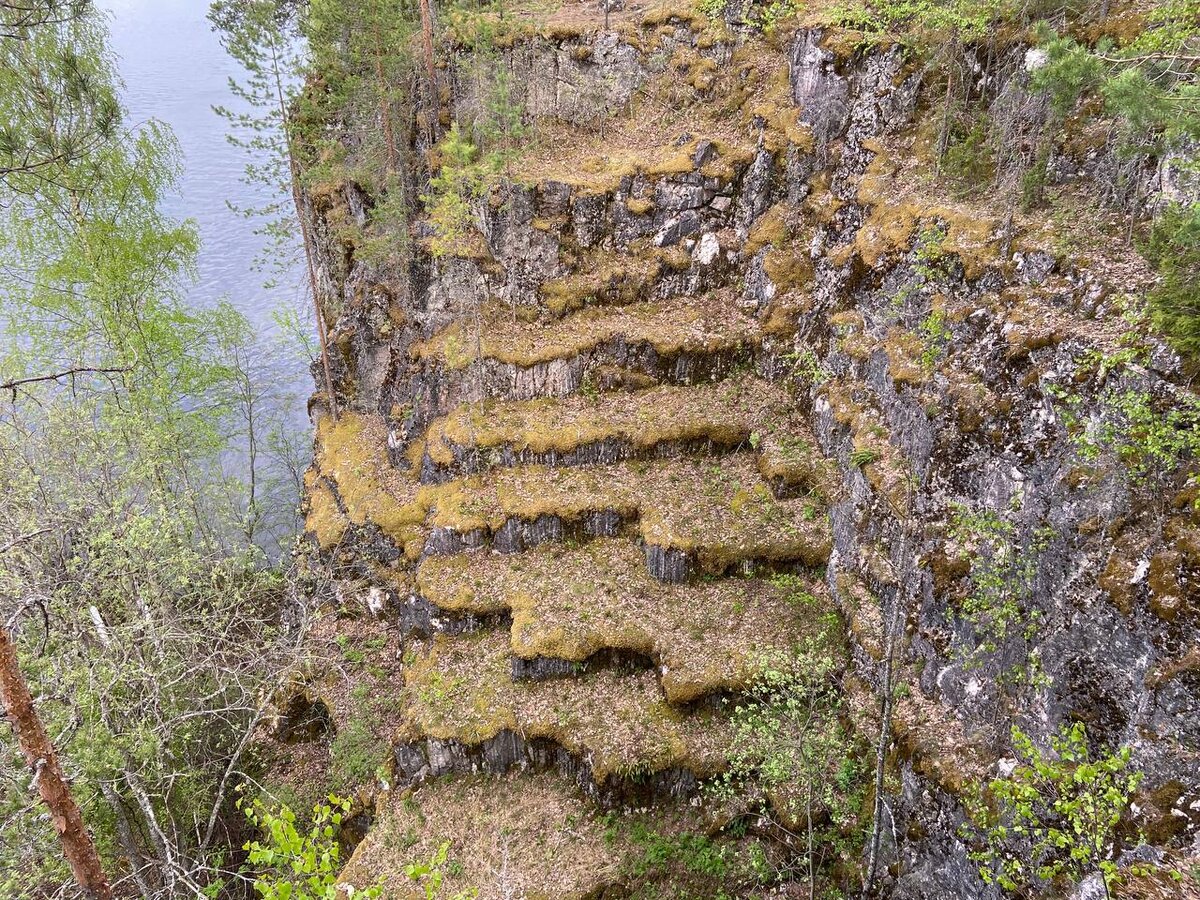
[
  {"xmin": 411, "ymin": 293, "xmax": 764, "ymax": 400},
  {"xmin": 419, "ymin": 454, "xmax": 831, "ymax": 577},
  {"xmin": 415, "ymin": 538, "xmax": 840, "ymax": 704},
  {"xmin": 339, "ymin": 771, "xmax": 797, "ymax": 900},
  {"xmin": 395, "ymin": 629, "xmax": 731, "ymax": 800},
  {"xmin": 305, "ymin": 412, "xmax": 426, "ymax": 558},
  {"xmin": 416, "ymin": 374, "xmax": 792, "ymax": 477}
]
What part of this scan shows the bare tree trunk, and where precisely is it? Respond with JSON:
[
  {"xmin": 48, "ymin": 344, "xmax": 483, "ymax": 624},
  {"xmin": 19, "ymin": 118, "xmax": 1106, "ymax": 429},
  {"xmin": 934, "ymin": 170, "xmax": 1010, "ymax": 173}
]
[
  {"xmin": 372, "ymin": 21, "xmax": 398, "ymax": 174},
  {"xmin": 267, "ymin": 38, "xmax": 339, "ymax": 420},
  {"xmin": 863, "ymin": 531, "xmax": 907, "ymax": 900},
  {"xmin": 0, "ymin": 625, "xmax": 113, "ymax": 900},
  {"xmin": 807, "ymin": 777, "xmax": 815, "ymax": 900},
  {"xmin": 934, "ymin": 36, "xmax": 958, "ymax": 177},
  {"xmin": 99, "ymin": 782, "xmax": 155, "ymax": 900},
  {"xmin": 419, "ymin": 0, "xmax": 437, "ymax": 124}
]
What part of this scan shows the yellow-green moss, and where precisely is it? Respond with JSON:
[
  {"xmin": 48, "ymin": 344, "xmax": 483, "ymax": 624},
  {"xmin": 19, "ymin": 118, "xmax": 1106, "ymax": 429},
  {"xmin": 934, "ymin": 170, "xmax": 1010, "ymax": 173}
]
[
  {"xmin": 745, "ymin": 203, "xmax": 791, "ymax": 256},
  {"xmin": 314, "ymin": 413, "xmax": 427, "ymax": 547},
  {"xmin": 422, "ymin": 375, "xmax": 791, "ymax": 467},
  {"xmin": 303, "ymin": 469, "xmax": 348, "ymax": 550},
  {"xmin": 538, "ymin": 252, "xmax": 663, "ymax": 317},
  {"xmin": 419, "ymin": 452, "xmax": 831, "ymax": 571},
  {"xmin": 626, "ymin": 196, "xmax": 655, "ymax": 216}
]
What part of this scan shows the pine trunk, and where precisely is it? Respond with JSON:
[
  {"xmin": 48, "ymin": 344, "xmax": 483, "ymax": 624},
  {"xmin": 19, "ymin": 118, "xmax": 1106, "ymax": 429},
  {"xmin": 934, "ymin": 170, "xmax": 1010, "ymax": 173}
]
[
  {"xmin": 0, "ymin": 625, "xmax": 113, "ymax": 900},
  {"xmin": 420, "ymin": 0, "xmax": 437, "ymax": 120}
]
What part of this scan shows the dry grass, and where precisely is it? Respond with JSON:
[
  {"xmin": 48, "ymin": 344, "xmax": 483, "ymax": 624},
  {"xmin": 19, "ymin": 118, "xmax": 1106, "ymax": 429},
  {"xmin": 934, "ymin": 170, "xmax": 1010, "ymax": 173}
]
[
  {"xmin": 412, "ymin": 292, "xmax": 759, "ymax": 370},
  {"xmin": 513, "ymin": 102, "xmax": 757, "ymax": 196},
  {"xmin": 417, "ymin": 537, "xmax": 838, "ymax": 703},
  {"xmin": 341, "ymin": 769, "xmax": 795, "ymax": 900},
  {"xmin": 341, "ymin": 773, "xmax": 625, "ymax": 899},
  {"xmin": 402, "ymin": 628, "xmax": 732, "ymax": 780}
]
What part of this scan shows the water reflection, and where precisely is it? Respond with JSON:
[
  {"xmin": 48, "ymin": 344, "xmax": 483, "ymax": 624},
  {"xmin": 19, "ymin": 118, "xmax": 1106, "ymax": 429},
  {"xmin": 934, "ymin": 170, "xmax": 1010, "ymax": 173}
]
[
  {"xmin": 99, "ymin": 0, "xmax": 313, "ymax": 549},
  {"xmin": 99, "ymin": 0, "xmax": 311, "ymax": 413}
]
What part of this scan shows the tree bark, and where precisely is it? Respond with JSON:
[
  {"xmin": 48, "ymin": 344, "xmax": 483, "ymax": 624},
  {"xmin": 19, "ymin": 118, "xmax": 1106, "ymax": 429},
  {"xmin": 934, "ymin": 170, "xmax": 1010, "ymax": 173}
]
[
  {"xmin": 372, "ymin": 21, "xmax": 398, "ymax": 175},
  {"xmin": 266, "ymin": 38, "xmax": 339, "ymax": 420},
  {"xmin": 419, "ymin": 0, "xmax": 437, "ymax": 123},
  {"xmin": 0, "ymin": 625, "xmax": 113, "ymax": 900}
]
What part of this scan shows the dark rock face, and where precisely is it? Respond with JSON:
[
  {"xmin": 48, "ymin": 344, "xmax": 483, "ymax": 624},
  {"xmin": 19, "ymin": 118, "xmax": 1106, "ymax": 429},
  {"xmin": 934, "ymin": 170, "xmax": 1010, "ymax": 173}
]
[
  {"xmin": 420, "ymin": 434, "xmax": 747, "ymax": 482},
  {"xmin": 791, "ymin": 30, "xmax": 850, "ymax": 147},
  {"xmin": 397, "ymin": 594, "xmax": 510, "ymax": 639},
  {"xmin": 510, "ymin": 648, "xmax": 656, "ymax": 682},
  {"xmin": 393, "ymin": 729, "xmax": 699, "ymax": 807},
  {"xmin": 275, "ymin": 694, "xmax": 334, "ymax": 743}
]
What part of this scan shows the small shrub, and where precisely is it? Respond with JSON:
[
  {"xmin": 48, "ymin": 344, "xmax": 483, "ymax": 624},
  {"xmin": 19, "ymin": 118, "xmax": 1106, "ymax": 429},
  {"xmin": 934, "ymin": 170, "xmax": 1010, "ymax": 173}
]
[
  {"xmin": 943, "ymin": 118, "xmax": 995, "ymax": 194},
  {"xmin": 964, "ymin": 723, "xmax": 1145, "ymax": 895},
  {"xmin": 1143, "ymin": 201, "xmax": 1200, "ymax": 359},
  {"xmin": 240, "ymin": 794, "xmax": 382, "ymax": 900},
  {"xmin": 918, "ymin": 309, "xmax": 951, "ymax": 370},
  {"xmin": 947, "ymin": 502, "xmax": 1053, "ymax": 687},
  {"xmin": 710, "ymin": 639, "xmax": 864, "ymax": 886}
]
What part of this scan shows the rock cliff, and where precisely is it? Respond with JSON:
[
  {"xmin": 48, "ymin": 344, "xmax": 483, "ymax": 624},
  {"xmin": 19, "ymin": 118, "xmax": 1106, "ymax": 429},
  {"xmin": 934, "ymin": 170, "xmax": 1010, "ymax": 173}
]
[{"xmin": 276, "ymin": 3, "xmax": 1200, "ymax": 897}]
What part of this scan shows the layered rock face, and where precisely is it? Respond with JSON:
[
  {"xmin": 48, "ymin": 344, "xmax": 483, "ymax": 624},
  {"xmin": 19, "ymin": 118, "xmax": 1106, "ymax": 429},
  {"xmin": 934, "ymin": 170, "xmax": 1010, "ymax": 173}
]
[{"xmin": 285, "ymin": 5, "xmax": 1199, "ymax": 897}]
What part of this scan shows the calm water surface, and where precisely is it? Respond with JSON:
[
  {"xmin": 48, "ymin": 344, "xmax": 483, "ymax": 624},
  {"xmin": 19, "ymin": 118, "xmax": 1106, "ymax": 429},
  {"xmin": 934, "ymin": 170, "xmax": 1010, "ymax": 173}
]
[{"xmin": 99, "ymin": 0, "xmax": 311, "ymax": 428}]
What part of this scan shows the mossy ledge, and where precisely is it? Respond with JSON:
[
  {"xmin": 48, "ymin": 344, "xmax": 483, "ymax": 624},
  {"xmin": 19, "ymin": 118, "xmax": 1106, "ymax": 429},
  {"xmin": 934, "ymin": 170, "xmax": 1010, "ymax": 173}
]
[
  {"xmin": 400, "ymin": 628, "xmax": 733, "ymax": 783},
  {"xmin": 414, "ymin": 538, "xmax": 840, "ymax": 703},
  {"xmin": 417, "ymin": 374, "xmax": 794, "ymax": 478},
  {"xmin": 393, "ymin": 729, "xmax": 701, "ymax": 807},
  {"xmin": 418, "ymin": 454, "xmax": 831, "ymax": 577}
]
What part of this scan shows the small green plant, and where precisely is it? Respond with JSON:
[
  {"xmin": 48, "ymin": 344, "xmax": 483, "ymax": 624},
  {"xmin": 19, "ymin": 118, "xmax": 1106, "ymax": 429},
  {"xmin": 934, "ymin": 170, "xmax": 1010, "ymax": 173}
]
[
  {"xmin": 628, "ymin": 825, "xmax": 729, "ymax": 878},
  {"xmin": 785, "ymin": 348, "xmax": 831, "ymax": 386},
  {"xmin": 942, "ymin": 117, "xmax": 995, "ymax": 195},
  {"xmin": 947, "ymin": 502, "xmax": 1053, "ymax": 688},
  {"xmin": 751, "ymin": 0, "xmax": 798, "ymax": 31},
  {"xmin": 579, "ymin": 371, "xmax": 599, "ymax": 401},
  {"xmin": 240, "ymin": 794, "xmax": 382, "ymax": 900},
  {"xmin": 698, "ymin": 0, "xmax": 726, "ymax": 19},
  {"xmin": 424, "ymin": 123, "xmax": 486, "ymax": 259},
  {"xmin": 329, "ymin": 715, "xmax": 385, "ymax": 792},
  {"xmin": 913, "ymin": 223, "xmax": 949, "ymax": 280},
  {"xmin": 1050, "ymin": 361, "xmax": 1200, "ymax": 500},
  {"xmin": 964, "ymin": 723, "xmax": 1145, "ymax": 897},
  {"xmin": 710, "ymin": 638, "xmax": 864, "ymax": 889},
  {"xmin": 889, "ymin": 280, "xmax": 920, "ymax": 317},
  {"xmin": 403, "ymin": 842, "xmax": 479, "ymax": 900},
  {"xmin": 918, "ymin": 309, "xmax": 951, "ymax": 370},
  {"xmin": 850, "ymin": 447, "xmax": 880, "ymax": 468}
]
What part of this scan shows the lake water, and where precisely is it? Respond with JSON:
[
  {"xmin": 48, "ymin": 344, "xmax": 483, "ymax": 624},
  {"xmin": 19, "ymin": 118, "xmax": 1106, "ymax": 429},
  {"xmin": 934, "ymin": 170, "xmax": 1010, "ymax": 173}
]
[
  {"xmin": 99, "ymin": 0, "xmax": 313, "ymax": 547},
  {"xmin": 99, "ymin": 0, "xmax": 312, "ymax": 429}
]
